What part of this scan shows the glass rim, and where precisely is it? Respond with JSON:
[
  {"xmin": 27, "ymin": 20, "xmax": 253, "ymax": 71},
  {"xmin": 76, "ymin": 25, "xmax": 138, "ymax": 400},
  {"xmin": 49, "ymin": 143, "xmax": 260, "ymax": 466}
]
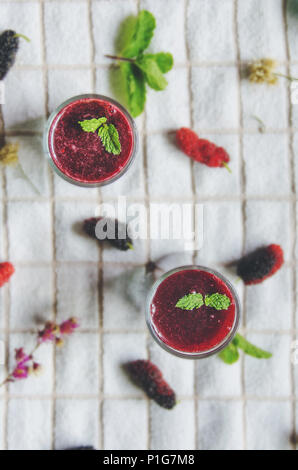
[
  {"xmin": 145, "ymin": 265, "xmax": 241, "ymax": 360},
  {"xmin": 43, "ymin": 93, "xmax": 139, "ymax": 188}
]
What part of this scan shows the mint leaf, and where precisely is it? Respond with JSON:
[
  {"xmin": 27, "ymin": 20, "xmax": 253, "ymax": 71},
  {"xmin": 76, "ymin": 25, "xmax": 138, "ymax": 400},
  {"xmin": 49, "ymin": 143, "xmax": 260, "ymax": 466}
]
[
  {"xmin": 121, "ymin": 10, "xmax": 156, "ymax": 58},
  {"xmin": 98, "ymin": 123, "xmax": 121, "ymax": 155},
  {"xmin": 218, "ymin": 342, "xmax": 239, "ymax": 364},
  {"xmin": 78, "ymin": 118, "xmax": 121, "ymax": 155},
  {"xmin": 205, "ymin": 293, "xmax": 231, "ymax": 310},
  {"xmin": 136, "ymin": 55, "xmax": 168, "ymax": 91},
  {"xmin": 78, "ymin": 118, "xmax": 107, "ymax": 133},
  {"xmin": 233, "ymin": 334, "xmax": 272, "ymax": 359},
  {"xmin": 145, "ymin": 52, "xmax": 174, "ymax": 73},
  {"xmin": 115, "ymin": 16, "xmax": 138, "ymax": 54},
  {"xmin": 176, "ymin": 293, "xmax": 204, "ymax": 310},
  {"xmin": 121, "ymin": 62, "xmax": 146, "ymax": 117},
  {"xmin": 219, "ymin": 334, "xmax": 272, "ymax": 365},
  {"xmin": 106, "ymin": 10, "xmax": 174, "ymax": 117}
]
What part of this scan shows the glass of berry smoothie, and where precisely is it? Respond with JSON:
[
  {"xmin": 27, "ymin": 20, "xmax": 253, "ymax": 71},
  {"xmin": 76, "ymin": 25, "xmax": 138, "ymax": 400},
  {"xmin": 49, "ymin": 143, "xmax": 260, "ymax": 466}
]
[
  {"xmin": 44, "ymin": 94, "xmax": 138, "ymax": 187},
  {"xmin": 146, "ymin": 265, "xmax": 240, "ymax": 359}
]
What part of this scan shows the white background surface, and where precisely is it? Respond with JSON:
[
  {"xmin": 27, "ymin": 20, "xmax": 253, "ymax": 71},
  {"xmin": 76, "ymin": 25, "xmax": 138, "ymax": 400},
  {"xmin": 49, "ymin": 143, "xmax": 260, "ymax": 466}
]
[{"xmin": 0, "ymin": 0, "xmax": 297, "ymax": 450}]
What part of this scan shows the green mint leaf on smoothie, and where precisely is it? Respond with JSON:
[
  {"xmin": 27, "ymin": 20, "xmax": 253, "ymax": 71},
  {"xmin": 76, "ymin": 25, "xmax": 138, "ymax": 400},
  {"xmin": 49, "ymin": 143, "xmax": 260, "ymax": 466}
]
[
  {"xmin": 121, "ymin": 10, "xmax": 156, "ymax": 58},
  {"xmin": 136, "ymin": 55, "xmax": 168, "ymax": 91},
  {"xmin": 120, "ymin": 62, "xmax": 146, "ymax": 117},
  {"xmin": 218, "ymin": 342, "xmax": 239, "ymax": 364},
  {"xmin": 98, "ymin": 123, "xmax": 121, "ymax": 155},
  {"xmin": 176, "ymin": 293, "xmax": 204, "ymax": 310},
  {"xmin": 233, "ymin": 334, "xmax": 272, "ymax": 359},
  {"xmin": 78, "ymin": 117, "xmax": 107, "ymax": 133},
  {"xmin": 79, "ymin": 118, "xmax": 121, "ymax": 155},
  {"xmin": 204, "ymin": 293, "xmax": 231, "ymax": 310}
]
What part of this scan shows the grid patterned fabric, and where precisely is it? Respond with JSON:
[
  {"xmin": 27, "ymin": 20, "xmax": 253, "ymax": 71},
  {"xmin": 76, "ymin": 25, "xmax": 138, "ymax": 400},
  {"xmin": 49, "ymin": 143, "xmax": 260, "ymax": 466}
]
[{"xmin": 0, "ymin": 0, "xmax": 297, "ymax": 450}]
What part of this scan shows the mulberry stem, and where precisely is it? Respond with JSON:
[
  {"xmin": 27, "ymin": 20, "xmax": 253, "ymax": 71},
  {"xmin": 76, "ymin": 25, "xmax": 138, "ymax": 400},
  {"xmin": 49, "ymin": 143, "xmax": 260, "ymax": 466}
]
[
  {"xmin": 222, "ymin": 162, "xmax": 232, "ymax": 173},
  {"xmin": 13, "ymin": 34, "xmax": 30, "ymax": 42}
]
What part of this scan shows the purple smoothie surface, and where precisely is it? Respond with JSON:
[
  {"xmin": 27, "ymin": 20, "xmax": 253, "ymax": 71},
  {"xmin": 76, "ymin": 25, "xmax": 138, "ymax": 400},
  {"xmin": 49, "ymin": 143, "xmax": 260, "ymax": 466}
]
[
  {"xmin": 150, "ymin": 269, "xmax": 236, "ymax": 353},
  {"xmin": 48, "ymin": 98, "xmax": 134, "ymax": 184}
]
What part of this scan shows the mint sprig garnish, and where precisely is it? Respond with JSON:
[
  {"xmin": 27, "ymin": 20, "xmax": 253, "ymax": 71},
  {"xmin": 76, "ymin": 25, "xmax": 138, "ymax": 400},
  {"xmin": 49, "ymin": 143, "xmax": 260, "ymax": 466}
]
[
  {"xmin": 78, "ymin": 118, "xmax": 121, "ymax": 156},
  {"xmin": 98, "ymin": 123, "xmax": 121, "ymax": 156},
  {"xmin": 175, "ymin": 293, "xmax": 204, "ymax": 310},
  {"xmin": 105, "ymin": 10, "xmax": 174, "ymax": 117},
  {"xmin": 175, "ymin": 292, "xmax": 231, "ymax": 311},
  {"xmin": 219, "ymin": 334, "xmax": 272, "ymax": 364},
  {"xmin": 78, "ymin": 118, "xmax": 107, "ymax": 133},
  {"xmin": 121, "ymin": 10, "xmax": 155, "ymax": 59},
  {"xmin": 205, "ymin": 293, "xmax": 231, "ymax": 311}
]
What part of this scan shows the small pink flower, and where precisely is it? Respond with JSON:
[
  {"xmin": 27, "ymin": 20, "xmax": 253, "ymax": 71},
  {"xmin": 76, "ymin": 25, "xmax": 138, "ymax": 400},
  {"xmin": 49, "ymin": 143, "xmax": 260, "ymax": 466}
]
[
  {"xmin": 12, "ymin": 364, "xmax": 29, "ymax": 379},
  {"xmin": 29, "ymin": 362, "xmax": 43, "ymax": 376},
  {"xmin": 15, "ymin": 348, "xmax": 26, "ymax": 362},
  {"xmin": 15, "ymin": 348, "xmax": 31, "ymax": 365},
  {"xmin": 55, "ymin": 337, "xmax": 64, "ymax": 348},
  {"xmin": 38, "ymin": 322, "xmax": 59, "ymax": 343},
  {"xmin": 60, "ymin": 317, "xmax": 79, "ymax": 335}
]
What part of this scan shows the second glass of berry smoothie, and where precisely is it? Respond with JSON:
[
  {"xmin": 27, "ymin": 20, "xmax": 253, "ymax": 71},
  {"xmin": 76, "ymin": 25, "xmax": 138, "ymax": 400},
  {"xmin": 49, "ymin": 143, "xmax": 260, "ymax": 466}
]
[
  {"xmin": 44, "ymin": 94, "xmax": 138, "ymax": 187},
  {"xmin": 146, "ymin": 265, "xmax": 240, "ymax": 359}
]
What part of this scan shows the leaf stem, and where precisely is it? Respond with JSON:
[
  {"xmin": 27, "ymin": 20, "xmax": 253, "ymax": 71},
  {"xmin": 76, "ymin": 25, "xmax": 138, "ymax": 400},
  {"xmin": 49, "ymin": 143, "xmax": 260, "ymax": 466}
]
[
  {"xmin": 251, "ymin": 115, "xmax": 266, "ymax": 133},
  {"xmin": 104, "ymin": 54, "xmax": 135, "ymax": 63},
  {"xmin": 0, "ymin": 376, "xmax": 11, "ymax": 388},
  {"xmin": 17, "ymin": 163, "xmax": 41, "ymax": 195},
  {"xmin": 274, "ymin": 72, "xmax": 298, "ymax": 82}
]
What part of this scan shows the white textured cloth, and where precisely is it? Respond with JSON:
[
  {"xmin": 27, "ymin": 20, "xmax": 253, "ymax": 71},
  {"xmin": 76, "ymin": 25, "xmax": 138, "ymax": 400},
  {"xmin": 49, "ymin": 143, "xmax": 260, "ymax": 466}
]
[{"xmin": 0, "ymin": 0, "xmax": 296, "ymax": 451}]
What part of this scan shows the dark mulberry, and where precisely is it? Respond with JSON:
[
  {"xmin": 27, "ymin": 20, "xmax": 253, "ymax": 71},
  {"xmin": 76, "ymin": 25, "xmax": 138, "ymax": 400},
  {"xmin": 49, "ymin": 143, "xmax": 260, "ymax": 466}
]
[
  {"xmin": 0, "ymin": 30, "xmax": 19, "ymax": 80},
  {"xmin": 124, "ymin": 360, "xmax": 176, "ymax": 409},
  {"xmin": 237, "ymin": 244, "xmax": 284, "ymax": 285},
  {"xmin": 83, "ymin": 217, "xmax": 133, "ymax": 251}
]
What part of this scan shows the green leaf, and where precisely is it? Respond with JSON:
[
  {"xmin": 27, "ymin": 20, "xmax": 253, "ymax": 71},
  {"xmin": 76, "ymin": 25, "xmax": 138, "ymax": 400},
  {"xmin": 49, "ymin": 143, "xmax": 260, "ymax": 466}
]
[
  {"xmin": 204, "ymin": 293, "xmax": 231, "ymax": 310},
  {"xmin": 219, "ymin": 334, "xmax": 272, "ymax": 365},
  {"xmin": 136, "ymin": 56, "xmax": 168, "ymax": 91},
  {"xmin": 176, "ymin": 293, "xmax": 204, "ymax": 310},
  {"xmin": 145, "ymin": 52, "xmax": 174, "ymax": 73},
  {"xmin": 233, "ymin": 334, "xmax": 272, "ymax": 359},
  {"xmin": 121, "ymin": 10, "xmax": 156, "ymax": 58},
  {"xmin": 98, "ymin": 123, "xmax": 121, "ymax": 155},
  {"xmin": 78, "ymin": 117, "xmax": 107, "ymax": 133},
  {"xmin": 115, "ymin": 16, "xmax": 138, "ymax": 54},
  {"xmin": 218, "ymin": 342, "xmax": 239, "ymax": 364},
  {"xmin": 121, "ymin": 62, "xmax": 146, "ymax": 117}
]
